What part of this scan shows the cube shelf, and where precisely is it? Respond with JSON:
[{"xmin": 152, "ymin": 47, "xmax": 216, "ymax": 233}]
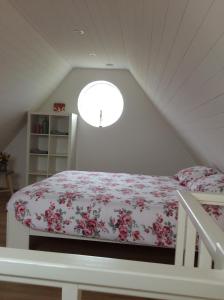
[{"xmin": 26, "ymin": 112, "xmax": 77, "ymax": 184}]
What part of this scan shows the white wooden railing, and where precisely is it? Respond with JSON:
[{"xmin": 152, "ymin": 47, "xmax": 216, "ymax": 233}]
[
  {"xmin": 1, "ymin": 246, "xmax": 224, "ymax": 300},
  {"xmin": 1, "ymin": 191, "xmax": 224, "ymax": 300},
  {"xmin": 175, "ymin": 191, "xmax": 224, "ymax": 269}
]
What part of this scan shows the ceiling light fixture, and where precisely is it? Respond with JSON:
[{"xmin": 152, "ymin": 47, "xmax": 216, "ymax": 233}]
[{"xmin": 73, "ymin": 29, "xmax": 85, "ymax": 35}]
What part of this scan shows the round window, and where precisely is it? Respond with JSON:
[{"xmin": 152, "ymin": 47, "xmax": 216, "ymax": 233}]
[{"xmin": 77, "ymin": 81, "xmax": 124, "ymax": 127}]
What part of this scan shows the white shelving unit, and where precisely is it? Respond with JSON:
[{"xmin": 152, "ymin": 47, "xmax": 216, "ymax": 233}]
[{"xmin": 26, "ymin": 112, "xmax": 77, "ymax": 185}]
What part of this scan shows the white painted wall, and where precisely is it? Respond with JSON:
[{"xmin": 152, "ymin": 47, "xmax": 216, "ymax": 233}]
[
  {"xmin": 5, "ymin": 68, "xmax": 196, "ymax": 188},
  {"xmin": 39, "ymin": 68, "xmax": 196, "ymax": 177},
  {"xmin": 5, "ymin": 126, "xmax": 27, "ymax": 189}
]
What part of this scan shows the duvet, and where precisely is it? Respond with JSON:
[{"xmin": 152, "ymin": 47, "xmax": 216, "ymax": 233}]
[{"xmin": 7, "ymin": 171, "xmax": 224, "ymax": 248}]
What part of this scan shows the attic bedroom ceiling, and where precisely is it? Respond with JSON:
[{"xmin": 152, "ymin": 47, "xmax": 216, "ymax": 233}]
[{"xmin": 1, "ymin": 0, "xmax": 224, "ymax": 170}]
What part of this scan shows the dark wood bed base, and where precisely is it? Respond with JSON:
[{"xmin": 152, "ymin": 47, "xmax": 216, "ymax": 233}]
[{"xmin": 30, "ymin": 236, "xmax": 175, "ymax": 264}]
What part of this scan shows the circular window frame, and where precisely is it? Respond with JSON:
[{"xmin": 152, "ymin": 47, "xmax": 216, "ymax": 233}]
[{"xmin": 77, "ymin": 80, "xmax": 124, "ymax": 128}]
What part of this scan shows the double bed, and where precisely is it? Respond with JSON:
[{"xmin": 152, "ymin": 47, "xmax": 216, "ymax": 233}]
[{"xmin": 6, "ymin": 167, "xmax": 224, "ymax": 252}]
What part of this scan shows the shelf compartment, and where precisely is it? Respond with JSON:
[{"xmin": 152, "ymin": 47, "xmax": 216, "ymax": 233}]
[
  {"xmin": 27, "ymin": 112, "xmax": 77, "ymax": 184},
  {"xmin": 28, "ymin": 174, "xmax": 47, "ymax": 185},
  {"xmin": 30, "ymin": 114, "xmax": 49, "ymax": 135},
  {"xmin": 50, "ymin": 115, "xmax": 69, "ymax": 135},
  {"xmin": 49, "ymin": 135, "xmax": 68, "ymax": 156},
  {"xmin": 29, "ymin": 155, "xmax": 48, "ymax": 175},
  {"xmin": 30, "ymin": 135, "xmax": 48, "ymax": 155},
  {"xmin": 48, "ymin": 156, "xmax": 67, "ymax": 175}
]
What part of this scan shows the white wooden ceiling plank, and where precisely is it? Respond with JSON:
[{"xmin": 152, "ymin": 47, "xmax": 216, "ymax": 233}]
[
  {"xmin": 0, "ymin": 31, "xmax": 67, "ymax": 90},
  {"xmin": 0, "ymin": 3, "xmax": 69, "ymax": 70},
  {"xmin": 145, "ymin": 0, "xmax": 169, "ymax": 93},
  {"xmin": 185, "ymin": 93, "xmax": 224, "ymax": 121},
  {"xmin": 158, "ymin": 104, "xmax": 221, "ymax": 129},
  {"xmin": 11, "ymin": 0, "xmax": 106, "ymax": 67},
  {"xmin": 169, "ymin": 64, "xmax": 224, "ymax": 123},
  {"xmin": 138, "ymin": 0, "xmax": 154, "ymax": 87},
  {"xmin": 162, "ymin": 1, "xmax": 224, "ymax": 108},
  {"xmin": 0, "ymin": 0, "xmax": 70, "ymax": 85},
  {"xmin": 151, "ymin": 0, "xmax": 188, "ymax": 94},
  {"xmin": 117, "ymin": 0, "xmax": 132, "ymax": 68},
  {"xmin": 71, "ymin": 0, "xmax": 109, "ymax": 67},
  {"xmin": 174, "ymin": 125, "xmax": 224, "ymax": 168},
  {"xmin": 140, "ymin": 0, "xmax": 154, "ymax": 89},
  {"xmin": 85, "ymin": 0, "xmax": 126, "ymax": 68},
  {"xmin": 183, "ymin": 114, "xmax": 224, "ymax": 130},
  {"xmin": 10, "ymin": 0, "xmax": 80, "ymax": 64},
  {"xmin": 167, "ymin": 34, "xmax": 224, "ymax": 113},
  {"xmin": 117, "ymin": 0, "xmax": 143, "ymax": 73},
  {"xmin": 127, "ymin": 0, "xmax": 150, "ymax": 78},
  {"xmin": 156, "ymin": 0, "xmax": 213, "ymax": 103}
]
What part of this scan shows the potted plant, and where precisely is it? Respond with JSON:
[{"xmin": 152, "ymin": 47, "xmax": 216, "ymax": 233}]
[{"xmin": 0, "ymin": 152, "xmax": 10, "ymax": 172}]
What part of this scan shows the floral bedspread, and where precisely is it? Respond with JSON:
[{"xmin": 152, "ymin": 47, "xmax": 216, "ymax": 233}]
[{"xmin": 7, "ymin": 171, "xmax": 224, "ymax": 248}]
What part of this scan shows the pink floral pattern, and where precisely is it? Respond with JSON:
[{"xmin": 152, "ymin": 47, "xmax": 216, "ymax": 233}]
[
  {"xmin": 174, "ymin": 166, "xmax": 218, "ymax": 186},
  {"xmin": 7, "ymin": 170, "xmax": 224, "ymax": 248},
  {"xmin": 187, "ymin": 174, "xmax": 224, "ymax": 193}
]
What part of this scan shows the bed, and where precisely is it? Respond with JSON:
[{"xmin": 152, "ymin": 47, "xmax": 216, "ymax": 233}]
[{"xmin": 6, "ymin": 167, "xmax": 224, "ymax": 251}]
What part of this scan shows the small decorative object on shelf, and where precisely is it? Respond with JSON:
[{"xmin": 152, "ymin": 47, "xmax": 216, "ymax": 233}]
[
  {"xmin": 53, "ymin": 102, "xmax": 65, "ymax": 112},
  {"xmin": 0, "ymin": 151, "xmax": 10, "ymax": 172},
  {"xmin": 32, "ymin": 117, "xmax": 49, "ymax": 134}
]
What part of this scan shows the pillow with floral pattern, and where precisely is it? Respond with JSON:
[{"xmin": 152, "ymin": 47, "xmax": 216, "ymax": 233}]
[
  {"xmin": 174, "ymin": 166, "xmax": 219, "ymax": 186},
  {"xmin": 187, "ymin": 174, "xmax": 224, "ymax": 193}
]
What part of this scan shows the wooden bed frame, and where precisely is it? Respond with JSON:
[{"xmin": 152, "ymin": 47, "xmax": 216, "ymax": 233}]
[
  {"xmin": 6, "ymin": 207, "xmax": 130, "ymax": 250},
  {"xmin": 6, "ymin": 191, "xmax": 224, "ymax": 264},
  {"xmin": 6, "ymin": 208, "xmax": 174, "ymax": 264}
]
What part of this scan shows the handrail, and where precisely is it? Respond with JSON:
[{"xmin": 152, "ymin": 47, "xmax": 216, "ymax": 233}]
[
  {"xmin": 1, "ymin": 247, "xmax": 224, "ymax": 300},
  {"xmin": 191, "ymin": 191, "xmax": 224, "ymax": 204},
  {"xmin": 177, "ymin": 191, "xmax": 224, "ymax": 268}
]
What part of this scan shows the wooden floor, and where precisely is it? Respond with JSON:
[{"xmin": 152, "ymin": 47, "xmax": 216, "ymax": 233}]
[{"xmin": 0, "ymin": 193, "xmax": 168, "ymax": 300}]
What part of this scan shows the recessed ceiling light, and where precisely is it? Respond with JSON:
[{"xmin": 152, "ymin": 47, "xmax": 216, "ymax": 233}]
[
  {"xmin": 89, "ymin": 53, "xmax": 96, "ymax": 56},
  {"xmin": 73, "ymin": 29, "xmax": 85, "ymax": 35},
  {"xmin": 106, "ymin": 63, "xmax": 114, "ymax": 67}
]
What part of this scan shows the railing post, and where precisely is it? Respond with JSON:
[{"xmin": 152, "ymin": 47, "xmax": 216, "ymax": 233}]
[
  {"xmin": 214, "ymin": 243, "xmax": 224, "ymax": 270},
  {"xmin": 198, "ymin": 239, "xmax": 212, "ymax": 269},
  {"xmin": 61, "ymin": 284, "xmax": 81, "ymax": 300},
  {"xmin": 177, "ymin": 191, "xmax": 224, "ymax": 270},
  {"xmin": 184, "ymin": 217, "xmax": 197, "ymax": 267},
  {"xmin": 175, "ymin": 203, "xmax": 187, "ymax": 266}
]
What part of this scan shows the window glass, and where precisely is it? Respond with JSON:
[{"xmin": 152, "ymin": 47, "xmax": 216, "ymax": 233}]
[{"xmin": 77, "ymin": 81, "xmax": 124, "ymax": 127}]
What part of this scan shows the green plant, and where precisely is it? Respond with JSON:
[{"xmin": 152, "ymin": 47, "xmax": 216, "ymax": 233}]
[{"xmin": 0, "ymin": 152, "xmax": 10, "ymax": 163}]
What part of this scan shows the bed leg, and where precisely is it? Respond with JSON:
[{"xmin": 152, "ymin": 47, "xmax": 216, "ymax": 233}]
[{"xmin": 6, "ymin": 209, "xmax": 29, "ymax": 249}]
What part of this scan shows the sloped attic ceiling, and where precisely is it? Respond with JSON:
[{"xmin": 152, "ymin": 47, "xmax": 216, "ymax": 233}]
[
  {"xmin": 2, "ymin": 0, "xmax": 224, "ymax": 170},
  {"xmin": 0, "ymin": 0, "xmax": 71, "ymax": 150}
]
